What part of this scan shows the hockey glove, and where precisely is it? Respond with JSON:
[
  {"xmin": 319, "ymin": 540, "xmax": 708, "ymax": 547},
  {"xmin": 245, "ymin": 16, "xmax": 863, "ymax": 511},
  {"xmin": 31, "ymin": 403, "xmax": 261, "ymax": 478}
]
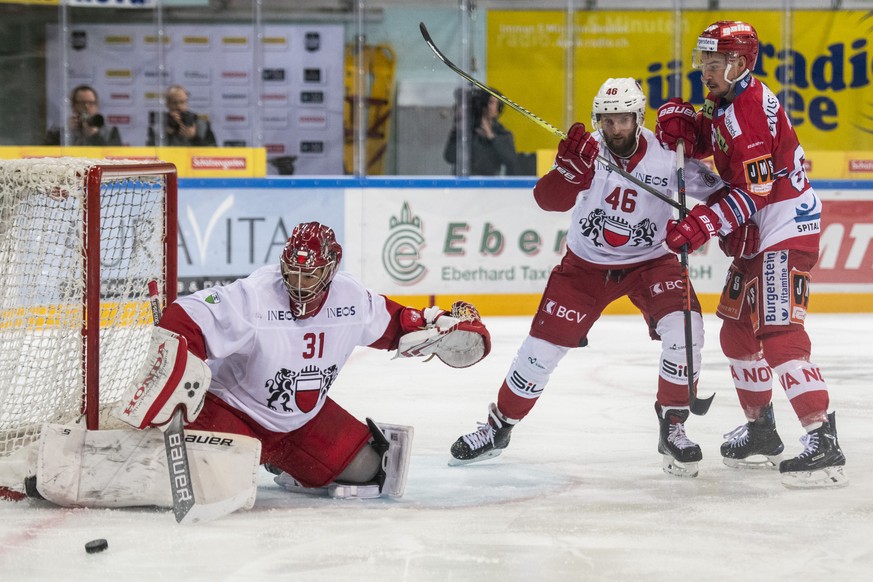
[
  {"xmin": 656, "ymin": 98, "xmax": 698, "ymax": 152},
  {"xmin": 719, "ymin": 221, "xmax": 760, "ymax": 259},
  {"xmin": 396, "ymin": 301, "xmax": 491, "ymax": 368},
  {"xmin": 114, "ymin": 326, "xmax": 212, "ymax": 431},
  {"xmin": 665, "ymin": 204, "xmax": 722, "ymax": 253},
  {"xmin": 554, "ymin": 122, "xmax": 598, "ymax": 189}
]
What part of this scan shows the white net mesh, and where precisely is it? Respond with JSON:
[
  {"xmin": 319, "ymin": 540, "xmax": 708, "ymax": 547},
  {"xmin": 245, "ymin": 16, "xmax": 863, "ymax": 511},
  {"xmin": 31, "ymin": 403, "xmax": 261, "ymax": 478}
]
[{"xmin": 0, "ymin": 158, "xmax": 173, "ymax": 455}]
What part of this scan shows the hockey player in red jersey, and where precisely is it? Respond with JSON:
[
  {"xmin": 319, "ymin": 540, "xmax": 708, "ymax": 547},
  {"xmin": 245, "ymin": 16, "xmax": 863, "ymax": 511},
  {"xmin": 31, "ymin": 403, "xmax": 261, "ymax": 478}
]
[
  {"xmin": 450, "ymin": 78, "xmax": 725, "ymax": 478},
  {"xmin": 655, "ymin": 20, "xmax": 847, "ymax": 489}
]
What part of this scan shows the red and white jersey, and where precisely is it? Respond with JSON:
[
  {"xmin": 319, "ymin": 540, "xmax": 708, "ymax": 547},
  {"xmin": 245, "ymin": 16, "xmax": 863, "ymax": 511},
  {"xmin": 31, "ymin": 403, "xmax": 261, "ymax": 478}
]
[
  {"xmin": 173, "ymin": 265, "xmax": 395, "ymax": 433},
  {"xmin": 697, "ymin": 73, "xmax": 821, "ymax": 254},
  {"xmin": 535, "ymin": 128, "xmax": 724, "ymax": 267}
]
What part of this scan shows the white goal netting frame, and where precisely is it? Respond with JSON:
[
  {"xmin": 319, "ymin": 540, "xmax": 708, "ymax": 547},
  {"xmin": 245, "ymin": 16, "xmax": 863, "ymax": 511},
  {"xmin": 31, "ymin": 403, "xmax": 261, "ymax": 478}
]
[{"xmin": 0, "ymin": 158, "xmax": 177, "ymax": 456}]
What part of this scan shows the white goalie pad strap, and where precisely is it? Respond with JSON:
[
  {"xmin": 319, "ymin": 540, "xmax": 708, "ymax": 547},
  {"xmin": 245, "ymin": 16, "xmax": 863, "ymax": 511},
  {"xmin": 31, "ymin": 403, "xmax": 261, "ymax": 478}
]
[
  {"xmin": 273, "ymin": 473, "xmax": 383, "ymax": 499},
  {"xmin": 34, "ymin": 423, "xmax": 260, "ymax": 512},
  {"xmin": 114, "ymin": 326, "xmax": 212, "ymax": 430}
]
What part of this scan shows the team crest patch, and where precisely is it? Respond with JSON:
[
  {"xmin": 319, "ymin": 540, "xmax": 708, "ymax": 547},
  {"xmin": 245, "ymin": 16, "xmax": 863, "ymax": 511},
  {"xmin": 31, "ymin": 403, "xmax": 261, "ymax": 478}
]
[
  {"xmin": 205, "ymin": 293, "xmax": 221, "ymax": 305},
  {"xmin": 265, "ymin": 364, "xmax": 339, "ymax": 413},
  {"xmin": 579, "ymin": 209, "xmax": 657, "ymax": 248}
]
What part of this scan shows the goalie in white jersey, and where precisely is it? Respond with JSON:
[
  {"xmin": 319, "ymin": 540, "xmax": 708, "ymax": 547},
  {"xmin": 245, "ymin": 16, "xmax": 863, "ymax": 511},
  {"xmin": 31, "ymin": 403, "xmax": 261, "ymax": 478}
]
[
  {"xmin": 135, "ymin": 221, "xmax": 491, "ymax": 499},
  {"xmin": 450, "ymin": 78, "xmax": 726, "ymax": 478},
  {"xmin": 10, "ymin": 222, "xmax": 490, "ymax": 510}
]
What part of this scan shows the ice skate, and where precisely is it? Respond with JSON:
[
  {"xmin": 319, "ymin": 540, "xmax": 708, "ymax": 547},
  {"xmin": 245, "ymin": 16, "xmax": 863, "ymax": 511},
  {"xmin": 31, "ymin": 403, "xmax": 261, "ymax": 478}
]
[
  {"xmin": 655, "ymin": 403, "xmax": 702, "ymax": 478},
  {"xmin": 449, "ymin": 403, "xmax": 517, "ymax": 466},
  {"xmin": 780, "ymin": 412, "xmax": 848, "ymax": 489},
  {"xmin": 720, "ymin": 403, "xmax": 785, "ymax": 469}
]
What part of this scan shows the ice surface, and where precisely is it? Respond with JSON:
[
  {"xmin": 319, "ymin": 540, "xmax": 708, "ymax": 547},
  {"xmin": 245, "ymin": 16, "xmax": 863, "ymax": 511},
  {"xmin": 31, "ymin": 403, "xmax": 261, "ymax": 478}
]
[{"xmin": 1, "ymin": 313, "xmax": 871, "ymax": 580}]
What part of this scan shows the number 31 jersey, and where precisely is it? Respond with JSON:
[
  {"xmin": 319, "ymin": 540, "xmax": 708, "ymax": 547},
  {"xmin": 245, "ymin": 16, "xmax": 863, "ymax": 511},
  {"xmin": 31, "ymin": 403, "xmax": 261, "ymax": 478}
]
[{"xmin": 175, "ymin": 265, "xmax": 393, "ymax": 433}]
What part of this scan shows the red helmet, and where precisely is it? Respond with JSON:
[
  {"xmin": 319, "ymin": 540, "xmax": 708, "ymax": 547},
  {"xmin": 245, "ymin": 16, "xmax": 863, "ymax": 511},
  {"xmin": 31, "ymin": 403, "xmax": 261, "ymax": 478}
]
[
  {"xmin": 279, "ymin": 222, "xmax": 342, "ymax": 318},
  {"xmin": 693, "ymin": 21, "xmax": 759, "ymax": 71}
]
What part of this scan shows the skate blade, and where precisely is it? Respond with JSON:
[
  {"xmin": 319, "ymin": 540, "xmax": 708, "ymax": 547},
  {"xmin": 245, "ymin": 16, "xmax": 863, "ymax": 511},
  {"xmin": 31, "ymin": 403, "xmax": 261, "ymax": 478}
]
[
  {"xmin": 781, "ymin": 465, "xmax": 849, "ymax": 490},
  {"xmin": 662, "ymin": 454, "xmax": 699, "ymax": 478},
  {"xmin": 723, "ymin": 453, "xmax": 783, "ymax": 471},
  {"xmin": 448, "ymin": 448, "xmax": 503, "ymax": 467}
]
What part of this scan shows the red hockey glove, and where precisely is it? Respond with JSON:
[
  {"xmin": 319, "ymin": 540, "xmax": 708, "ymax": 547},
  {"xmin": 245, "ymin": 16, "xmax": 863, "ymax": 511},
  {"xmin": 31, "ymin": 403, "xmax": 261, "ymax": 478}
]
[
  {"xmin": 554, "ymin": 122, "xmax": 598, "ymax": 189},
  {"xmin": 719, "ymin": 221, "xmax": 760, "ymax": 259},
  {"xmin": 656, "ymin": 98, "xmax": 698, "ymax": 152},
  {"xmin": 665, "ymin": 205, "xmax": 722, "ymax": 253}
]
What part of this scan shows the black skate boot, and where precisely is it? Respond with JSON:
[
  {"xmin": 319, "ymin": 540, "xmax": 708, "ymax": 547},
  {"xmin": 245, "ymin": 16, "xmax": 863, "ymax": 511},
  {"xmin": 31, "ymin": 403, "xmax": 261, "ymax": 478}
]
[
  {"xmin": 449, "ymin": 403, "xmax": 517, "ymax": 466},
  {"xmin": 720, "ymin": 403, "xmax": 785, "ymax": 469},
  {"xmin": 779, "ymin": 412, "xmax": 848, "ymax": 489},
  {"xmin": 655, "ymin": 403, "xmax": 702, "ymax": 478}
]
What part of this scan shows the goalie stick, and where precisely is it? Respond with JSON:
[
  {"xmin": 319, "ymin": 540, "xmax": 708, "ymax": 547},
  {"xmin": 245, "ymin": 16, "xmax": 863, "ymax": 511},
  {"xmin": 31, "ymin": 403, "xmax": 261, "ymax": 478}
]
[
  {"xmin": 675, "ymin": 141, "xmax": 714, "ymax": 416},
  {"xmin": 419, "ymin": 22, "xmax": 686, "ymax": 213},
  {"xmin": 148, "ymin": 281, "xmax": 211, "ymax": 525}
]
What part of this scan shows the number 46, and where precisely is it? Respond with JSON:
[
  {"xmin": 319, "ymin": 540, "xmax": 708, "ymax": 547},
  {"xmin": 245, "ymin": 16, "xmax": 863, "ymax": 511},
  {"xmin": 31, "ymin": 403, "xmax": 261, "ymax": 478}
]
[{"xmin": 604, "ymin": 187, "xmax": 637, "ymax": 213}]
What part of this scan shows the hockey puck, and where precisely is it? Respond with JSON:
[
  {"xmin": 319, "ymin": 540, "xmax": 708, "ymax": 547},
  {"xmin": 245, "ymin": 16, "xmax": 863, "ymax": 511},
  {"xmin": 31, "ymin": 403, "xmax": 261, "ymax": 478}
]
[{"xmin": 85, "ymin": 539, "xmax": 108, "ymax": 554}]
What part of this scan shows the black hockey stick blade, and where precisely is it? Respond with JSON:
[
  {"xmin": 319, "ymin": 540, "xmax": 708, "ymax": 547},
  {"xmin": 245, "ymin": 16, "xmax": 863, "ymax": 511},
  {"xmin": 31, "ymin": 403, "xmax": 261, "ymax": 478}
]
[
  {"xmin": 675, "ymin": 142, "xmax": 714, "ymax": 416},
  {"xmin": 419, "ymin": 22, "xmax": 685, "ymax": 213},
  {"xmin": 163, "ymin": 410, "xmax": 198, "ymax": 523}
]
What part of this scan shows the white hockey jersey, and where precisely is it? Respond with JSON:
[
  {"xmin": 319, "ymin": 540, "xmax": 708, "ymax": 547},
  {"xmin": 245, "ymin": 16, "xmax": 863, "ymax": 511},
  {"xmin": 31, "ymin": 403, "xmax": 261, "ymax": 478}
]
[
  {"xmin": 175, "ymin": 266, "xmax": 392, "ymax": 433},
  {"xmin": 562, "ymin": 129, "xmax": 725, "ymax": 266}
]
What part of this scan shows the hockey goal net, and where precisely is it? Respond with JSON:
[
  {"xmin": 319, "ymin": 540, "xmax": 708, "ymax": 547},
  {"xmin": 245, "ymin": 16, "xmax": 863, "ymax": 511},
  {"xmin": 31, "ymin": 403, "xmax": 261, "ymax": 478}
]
[{"xmin": 0, "ymin": 158, "xmax": 177, "ymax": 456}]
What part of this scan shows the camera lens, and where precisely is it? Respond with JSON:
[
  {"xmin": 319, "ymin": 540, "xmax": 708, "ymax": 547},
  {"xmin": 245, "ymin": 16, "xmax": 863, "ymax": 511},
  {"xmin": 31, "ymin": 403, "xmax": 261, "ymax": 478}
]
[{"xmin": 85, "ymin": 114, "xmax": 104, "ymax": 128}]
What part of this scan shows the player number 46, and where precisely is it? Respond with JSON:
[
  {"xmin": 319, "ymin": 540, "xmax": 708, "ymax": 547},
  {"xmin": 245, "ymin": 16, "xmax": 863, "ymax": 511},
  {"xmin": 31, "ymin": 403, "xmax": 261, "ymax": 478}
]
[{"xmin": 605, "ymin": 187, "xmax": 637, "ymax": 213}]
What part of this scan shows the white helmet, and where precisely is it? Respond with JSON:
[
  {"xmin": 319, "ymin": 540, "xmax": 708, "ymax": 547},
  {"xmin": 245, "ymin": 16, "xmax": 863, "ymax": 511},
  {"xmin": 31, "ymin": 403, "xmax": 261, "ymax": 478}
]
[{"xmin": 591, "ymin": 78, "xmax": 646, "ymax": 154}]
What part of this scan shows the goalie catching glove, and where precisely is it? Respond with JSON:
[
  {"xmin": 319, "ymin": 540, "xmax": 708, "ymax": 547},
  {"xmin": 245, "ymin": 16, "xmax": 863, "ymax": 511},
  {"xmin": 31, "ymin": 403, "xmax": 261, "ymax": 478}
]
[
  {"xmin": 395, "ymin": 301, "xmax": 491, "ymax": 368},
  {"xmin": 114, "ymin": 326, "xmax": 212, "ymax": 430}
]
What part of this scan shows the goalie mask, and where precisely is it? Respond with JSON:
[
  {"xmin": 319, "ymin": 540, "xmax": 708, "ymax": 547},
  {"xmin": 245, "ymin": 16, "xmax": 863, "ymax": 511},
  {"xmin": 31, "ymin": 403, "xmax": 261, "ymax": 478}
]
[
  {"xmin": 591, "ymin": 78, "xmax": 646, "ymax": 158},
  {"xmin": 692, "ymin": 21, "xmax": 759, "ymax": 82},
  {"xmin": 280, "ymin": 222, "xmax": 342, "ymax": 319}
]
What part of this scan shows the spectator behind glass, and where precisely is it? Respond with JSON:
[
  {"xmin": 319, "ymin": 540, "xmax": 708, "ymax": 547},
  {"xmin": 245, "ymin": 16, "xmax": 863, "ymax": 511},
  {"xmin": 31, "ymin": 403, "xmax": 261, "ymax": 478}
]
[
  {"xmin": 45, "ymin": 85, "xmax": 122, "ymax": 146},
  {"xmin": 147, "ymin": 85, "xmax": 217, "ymax": 147},
  {"xmin": 443, "ymin": 87, "xmax": 519, "ymax": 176}
]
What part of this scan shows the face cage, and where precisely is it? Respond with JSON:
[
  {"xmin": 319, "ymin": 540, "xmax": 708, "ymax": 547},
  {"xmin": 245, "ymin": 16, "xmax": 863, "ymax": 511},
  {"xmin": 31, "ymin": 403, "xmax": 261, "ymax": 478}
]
[{"xmin": 280, "ymin": 260, "xmax": 337, "ymax": 310}]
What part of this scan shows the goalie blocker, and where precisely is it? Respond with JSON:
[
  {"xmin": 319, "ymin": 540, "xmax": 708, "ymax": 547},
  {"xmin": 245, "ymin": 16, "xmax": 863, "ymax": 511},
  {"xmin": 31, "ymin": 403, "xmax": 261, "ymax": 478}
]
[{"xmin": 115, "ymin": 326, "xmax": 212, "ymax": 431}]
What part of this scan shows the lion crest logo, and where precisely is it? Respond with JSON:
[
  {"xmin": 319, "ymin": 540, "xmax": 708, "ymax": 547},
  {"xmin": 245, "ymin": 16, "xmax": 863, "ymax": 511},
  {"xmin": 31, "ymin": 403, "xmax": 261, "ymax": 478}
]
[{"xmin": 265, "ymin": 364, "xmax": 339, "ymax": 413}]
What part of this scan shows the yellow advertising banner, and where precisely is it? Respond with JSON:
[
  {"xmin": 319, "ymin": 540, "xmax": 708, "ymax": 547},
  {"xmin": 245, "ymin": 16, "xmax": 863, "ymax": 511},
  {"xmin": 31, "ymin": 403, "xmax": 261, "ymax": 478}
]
[
  {"xmin": 0, "ymin": 146, "xmax": 267, "ymax": 178},
  {"xmin": 488, "ymin": 11, "xmax": 873, "ymax": 156}
]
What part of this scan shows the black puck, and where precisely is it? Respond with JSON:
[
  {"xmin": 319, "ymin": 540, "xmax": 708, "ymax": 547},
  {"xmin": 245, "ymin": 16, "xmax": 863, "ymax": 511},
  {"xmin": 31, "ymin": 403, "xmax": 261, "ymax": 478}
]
[{"xmin": 85, "ymin": 539, "xmax": 108, "ymax": 554}]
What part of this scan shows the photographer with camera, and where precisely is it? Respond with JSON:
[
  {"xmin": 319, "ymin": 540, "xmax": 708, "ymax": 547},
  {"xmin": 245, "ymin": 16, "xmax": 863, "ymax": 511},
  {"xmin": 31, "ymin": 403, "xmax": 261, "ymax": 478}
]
[
  {"xmin": 148, "ymin": 85, "xmax": 217, "ymax": 147},
  {"xmin": 45, "ymin": 85, "xmax": 123, "ymax": 146}
]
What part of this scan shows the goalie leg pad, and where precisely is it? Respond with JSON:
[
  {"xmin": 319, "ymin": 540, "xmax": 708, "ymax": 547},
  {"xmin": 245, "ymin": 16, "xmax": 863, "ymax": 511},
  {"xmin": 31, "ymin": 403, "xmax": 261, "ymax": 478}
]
[
  {"xmin": 34, "ymin": 424, "xmax": 260, "ymax": 512},
  {"xmin": 369, "ymin": 418, "xmax": 414, "ymax": 498},
  {"xmin": 273, "ymin": 419, "xmax": 414, "ymax": 499}
]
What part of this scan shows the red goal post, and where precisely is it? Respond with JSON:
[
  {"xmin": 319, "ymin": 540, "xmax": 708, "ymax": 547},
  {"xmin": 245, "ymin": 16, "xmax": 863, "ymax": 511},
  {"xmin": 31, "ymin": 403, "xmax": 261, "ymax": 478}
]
[{"xmin": 0, "ymin": 158, "xmax": 177, "ymax": 456}]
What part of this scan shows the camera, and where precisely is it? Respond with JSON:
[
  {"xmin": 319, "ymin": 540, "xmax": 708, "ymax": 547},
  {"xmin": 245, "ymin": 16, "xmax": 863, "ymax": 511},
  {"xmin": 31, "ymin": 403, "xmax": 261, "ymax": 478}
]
[
  {"xmin": 79, "ymin": 113, "xmax": 104, "ymax": 128},
  {"xmin": 168, "ymin": 110, "xmax": 198, "ymax": 129}
]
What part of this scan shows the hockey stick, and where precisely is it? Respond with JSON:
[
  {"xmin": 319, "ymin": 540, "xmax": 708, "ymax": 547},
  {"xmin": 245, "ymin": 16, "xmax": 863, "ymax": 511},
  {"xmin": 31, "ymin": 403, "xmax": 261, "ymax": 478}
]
[
  {"xmin": 419, "ymin": 22, "xmax": 686, "ymax": 212},
  {"xmin": 148, "ymin": 281, "xmax": 198, "ymax": 524},
  {"xmin": 675, "ymin": 143, "xmax": 714, "ymax": 416}
]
